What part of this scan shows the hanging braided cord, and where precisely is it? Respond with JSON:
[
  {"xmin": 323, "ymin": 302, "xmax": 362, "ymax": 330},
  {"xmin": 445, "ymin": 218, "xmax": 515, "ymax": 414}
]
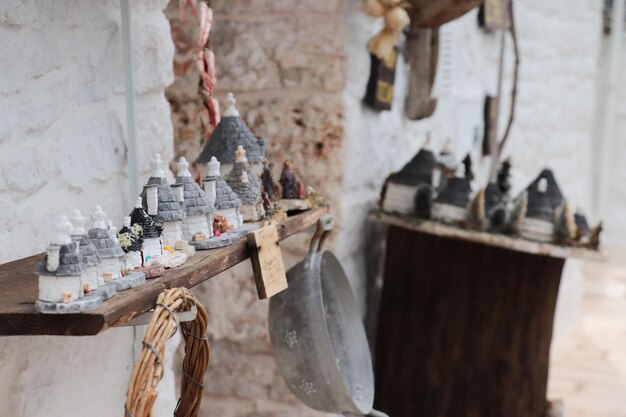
[{"xmin": 125, "ymin": 288, "xmax": 210, "ymax": 417}]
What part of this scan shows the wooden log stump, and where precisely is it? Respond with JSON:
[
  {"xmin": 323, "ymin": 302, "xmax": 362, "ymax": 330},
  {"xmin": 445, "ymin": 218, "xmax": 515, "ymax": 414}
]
[{"xmin": 374, "ymin": 225, "xmax": 564, "ymax": 417}]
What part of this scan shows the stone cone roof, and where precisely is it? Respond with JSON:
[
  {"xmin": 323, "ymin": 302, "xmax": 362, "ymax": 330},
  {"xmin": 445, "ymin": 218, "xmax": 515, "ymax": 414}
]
[
  {"xmin": 129, "ymin": 205, "xmax": 162, "ymax": 239},
  {"xmin": 175, "ymin": 176, "xmax": 216, "ymax": 216},
  {"xmin": 388, "ymin": 148, "xmax": 436, "ymax": 186},
  {"xmin": 227, "ymin": 161, "xmax": 262, "ymax": 205},
  {"xmin": 88, "ymin": 228, "xmax": 125, "ymax": 259},
  {"xmin": 35, "ymin": 242, "xmax": 84, "ymax": 277},
  {"xmin": 72, "ymin": 234, "xmax": 101, "ymax": 267},
  {"xmin": 206, "ymin": 173, "xmax": 242, "ymax": 210},
  {"xmin": 140, "ymin": 177, "xmax": 186, "ymax": 223},
  {"xmin": 435, "ymin": 177, "xmax": 471, "ymax": 208},
  {"xmin": 119, "ymin": 226, "xmax": 143, "ymax": 253},
  {"xmin": 196, "ymin": 116, "xmax": 265, "ymax": 165},
  {"xmin": 522, "ymin": 168, "xmax": 564, "ymax": 222}
]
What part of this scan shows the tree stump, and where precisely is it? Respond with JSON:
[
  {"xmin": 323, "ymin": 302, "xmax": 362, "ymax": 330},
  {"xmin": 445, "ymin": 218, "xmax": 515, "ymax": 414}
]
[{"xmin": 374, "ymin": 225, "xmax": 564, "ymax": 417}]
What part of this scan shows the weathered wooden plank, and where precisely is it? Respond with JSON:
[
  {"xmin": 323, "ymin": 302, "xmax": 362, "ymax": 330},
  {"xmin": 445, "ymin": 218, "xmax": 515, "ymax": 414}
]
[
  {"xmin": 0, "ymin": 207, "xmax": 328, "ymax": 336},
  {"xmin": 410, "ymin": 0, "xmax": 484, "ymax": 28}
]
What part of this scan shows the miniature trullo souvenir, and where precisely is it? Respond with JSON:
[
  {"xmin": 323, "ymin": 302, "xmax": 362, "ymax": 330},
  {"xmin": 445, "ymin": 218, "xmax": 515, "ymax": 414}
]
[
  {"xmin": 227, "ymin": 146, "xmax": 265, "ymax": 221},
  {"xmin": 196, "ymin": 92, "xmax": 265, "ymax": 176},
  {"xmin": 382, "ymin": 139, "xmax": 436, "ymax": 216},
  {"xmin": 36, "ymin": 215, "xmax": 85, "ymax": 304},
  {"xmin": 518, "ymin": 169, "xmax": 563, "ymax": 243},
  {"xmin": 89, "ymin": 205, "xmax": 125, "ymax": 281},
  {"xmin": 203, "ymin": 156, "xmax": 243, "ymax": 230},
  {"xmin": 129, "ymin": 197, "xmax": 163, "ymax": 263},
  {"xmin": 118, "ymin": 216, "xmax": 144, "ymax": 270},
  {"xmin": 140, "ymin": 153, "xmax": 186, "ymax": 247},
  {"xmin": 175, "ymin": 156, "xmax": 215, "ymax": 241},
  {"xmin": 70, "ymin": 209, "xmax": 101, "ymax": 293},
  {"xmin": 431, "ymin": 164, "xmax": 472, "ymax": 224}
]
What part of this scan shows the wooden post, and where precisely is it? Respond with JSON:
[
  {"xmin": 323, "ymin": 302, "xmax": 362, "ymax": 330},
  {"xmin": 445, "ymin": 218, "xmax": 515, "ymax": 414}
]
[{"xmin": 374, "ymin": 225, "xmax": 564, "ymax": 417}]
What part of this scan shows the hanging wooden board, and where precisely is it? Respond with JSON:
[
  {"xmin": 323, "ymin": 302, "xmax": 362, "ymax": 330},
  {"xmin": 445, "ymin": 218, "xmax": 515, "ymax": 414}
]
[
  {"xmin": 364, "ymin": 49, "xmax": 398, "ymax": 111},
  {"xmin": 405, "ymin": 26, "xmax": 439, "ymax": 120},
  {"xmin": 247, "ymin": 225, "xmax": 288, "ymax": 299},
  {"xmin": 410, "ymin": 0, "xmax": 484, "ymax": 28}
]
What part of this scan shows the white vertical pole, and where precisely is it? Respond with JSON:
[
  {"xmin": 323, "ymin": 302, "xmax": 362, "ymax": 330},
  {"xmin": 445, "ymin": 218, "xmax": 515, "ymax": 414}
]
[
  {"xmin": 121, "ymin": 0, "xmax": 140, "ymax": 201},
  {"xmin": 595, "ymin": 0, "xmax": 624, "ymax": 219}
]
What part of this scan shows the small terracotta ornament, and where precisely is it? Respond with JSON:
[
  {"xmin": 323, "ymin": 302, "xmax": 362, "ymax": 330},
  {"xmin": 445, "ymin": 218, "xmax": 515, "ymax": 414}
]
[
  {"xmin": 518, "ymin": 169, "xmax": 563, "ymax": 243},
  {"xmin": 129, "ymin": 197, "xmax": 163, "ymax": 263},
  {"xmin": 212, "ymin": 214, "xmax": 233, "ymax": 234},
  {"xmin": 227, "ymin": 146, "xmax": 265, "ymax": 221},
  {"xmin": 431, "ymin": 165, "xmax": 472, "ymax": 224},
  {"xmin": 261, "ymin": 160, "xmax": 278, "ymax": 200},
  {"xmin": 89, "ymin": 206, "xmax": 125, "ymax": 282},
  {"xmin": 35, "ymin": 216, "xmax": 105, "ymax": 314},
  {"xmin": 118, "ymin": 216, "xmax": 144, "ymax": 270},
  {"xmin": 175, "ymin": 156, "xmax": 215, "ymax": 241},
  {"xmin": 196, "ymin": 93, "xmax": 265, "ymax": 176},
  {"xmin": 140, "ymin": 153, "xmax": 187, "ymax": 248},
  {"xmin": 382, "ymin": 139, "xmax": 436, "ymax": 216},
  {"xmin": 70, "ymin": 209, "xmax": 101, "ymax": 293},
  {"xmin": 275, "ymin": 159, "xmax": 311, "ymax": 212}
]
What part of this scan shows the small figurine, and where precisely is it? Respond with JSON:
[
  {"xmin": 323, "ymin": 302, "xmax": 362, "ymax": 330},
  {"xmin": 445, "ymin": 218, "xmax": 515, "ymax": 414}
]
[
  {"xmin": 484, "ymin": 182, "xmax": 508, "ymax": 232},
  {"xmin": 465, "ymin": 188, "xmax": 486, "ymax": 230},
  {"xmin": 175, "ymin": 157, "xmax": 215, "ymax": 241},
  {"xmin": 35, "ymin": 216, "xmax": 104, "ymax": 313},
  {"xmin": 275, "ymin": 159, "xmax": 311, "ymax": 212},
  {"xmin": 518, "ymin": 169, "xmax": 564, "ymax": 243},
  {"xmin": 261, "ymin": 160, "xmax": 278, "ymax": 199},
  {"xmin": 508, "ymin": 192, "xmax": 528, "ymax": 235},
  {"xmin": 227, "ymin": 146, "xmax": 265, "ymax": 221},
  {"xmin": 574, "ymin": 208, "xmax": 591, "ymax": 243},
  {"xmin": 196, "ymin": 92, "xmax": 265, "ymax": 177},
  {"xmin": 89, "ymin": 206, "xmax": 125, "ymax": 282},
  {"xmin": 431, "ymin": 165, "xmax": 472, "ymax": 224},
  {"xmin": 554, "ymin": 200, "xmax": 576, "ymax": 244},
  {"xmin": 140, "ymin": 153, "xmax": 186, "ymax": 248},
  {"xmin": 129, "ymin": 197, "xmax": 163, "ymax": 263},
  {"xmin": 118, "ymin": 216, "xmax": 144, "ymax": 270},
  {"xmin": 381, "ymin": 139, "xmax": 436, "ymax": 216},
  {"xmin": 587, "ymin": 221, "xmax": 603, "ymax": 250},
  {"xmin": 261, "ymin": 192, "xmax": 274, "ymax": 217},
  {"xmin": 70, "ymin": 209, "xmax": 101, "ymax": 294},
  {"xmin": 435, "ymin": 140, "xmax": 458, "ymax": 191}
]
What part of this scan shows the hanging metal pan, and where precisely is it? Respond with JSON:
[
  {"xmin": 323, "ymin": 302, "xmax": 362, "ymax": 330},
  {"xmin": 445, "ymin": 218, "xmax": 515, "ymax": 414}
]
[{"xmin": 268, "ymin": 215, "xmax": 388, "ymax": 417}]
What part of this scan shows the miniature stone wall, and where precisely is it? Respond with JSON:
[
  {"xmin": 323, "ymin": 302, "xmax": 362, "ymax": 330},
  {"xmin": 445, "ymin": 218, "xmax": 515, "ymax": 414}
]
[{"xmin": 0, "ymin": 1, "xmax": 177, "ymax": 416}]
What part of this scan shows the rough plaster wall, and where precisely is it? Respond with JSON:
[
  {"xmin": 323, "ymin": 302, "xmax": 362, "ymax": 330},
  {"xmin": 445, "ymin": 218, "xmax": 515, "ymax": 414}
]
[
  {"xmin": 339, "ymin": 0, "xmax": 602, "ymax": 338},
  {"xmin": 0, "ymin": 1, "xmax": 177, "ymax": 416}
]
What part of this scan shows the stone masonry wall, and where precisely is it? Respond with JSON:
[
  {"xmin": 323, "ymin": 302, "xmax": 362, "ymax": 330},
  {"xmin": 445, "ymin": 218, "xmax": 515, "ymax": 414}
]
[{"xmin": 0, "ymin": 1, "xmax": 176, "ymax": 416}]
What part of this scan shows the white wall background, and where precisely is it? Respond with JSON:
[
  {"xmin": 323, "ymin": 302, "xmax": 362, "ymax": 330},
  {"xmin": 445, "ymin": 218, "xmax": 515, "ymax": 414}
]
[
  {"xmin": 0, "ymin": 1, "xmax": 177, "ymax": 416},
  {"xmin": 339, "ymin": 0, "xmax": 603, "ymax": 339}
]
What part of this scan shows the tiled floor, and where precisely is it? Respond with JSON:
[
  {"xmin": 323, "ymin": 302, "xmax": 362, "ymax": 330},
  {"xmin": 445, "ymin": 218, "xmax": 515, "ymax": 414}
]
[{"xmin": 548, "ymin": 261, "xmax": 626, "ymax": 417}]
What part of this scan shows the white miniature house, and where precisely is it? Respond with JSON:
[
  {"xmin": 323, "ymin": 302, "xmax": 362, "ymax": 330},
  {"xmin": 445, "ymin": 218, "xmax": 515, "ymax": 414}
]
[
  {"xmin": 119, "ymin": 216, "xmax": 144, "ymax": 270},
  {"xmin": 36, "ymin": 216, "xmax": 85, "ymax": 303},
  {"xmin": 89, "ymin": 206, "xmax": 125, "ymax": 281},
  {"xmin": 141, "ymin": 153, "xmax": 186, "ymax": 247},
  {"xmin": 431, "ymin": 165, "xmax": 472, "ymax": 224},
  {"xmin": 175, "ymin": 157, "xmax": 215, "ymax": 241},
  {"xmin": 226, "ymin": 146, "xmax": 265, "ymax": 221},
  {"xmin": 203, "ymin": 156, "xmax": 243, "ymax": 230},
  {"xmin": 70, "ymin": 209, "xmax": 101, "ymax": 293}
]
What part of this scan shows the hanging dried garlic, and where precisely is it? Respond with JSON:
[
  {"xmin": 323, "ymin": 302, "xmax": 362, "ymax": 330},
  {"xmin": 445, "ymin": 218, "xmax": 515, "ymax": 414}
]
[{"xmin": 362, "ymin": 0, "xmax": 410, "ymax": 61}]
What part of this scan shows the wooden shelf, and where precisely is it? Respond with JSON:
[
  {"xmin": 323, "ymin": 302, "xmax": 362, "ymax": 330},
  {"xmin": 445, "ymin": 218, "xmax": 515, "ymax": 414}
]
[
  {"xmin": 370, "ymin": 210, "xmax": 605, "ymax": 262},
  {"xmin": 0, "ymin": 207, "xmax": 328, "ymax": 336}
]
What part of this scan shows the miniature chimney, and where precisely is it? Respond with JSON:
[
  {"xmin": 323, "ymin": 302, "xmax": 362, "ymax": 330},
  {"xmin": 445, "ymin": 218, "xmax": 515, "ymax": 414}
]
[
  {"xmin": 135, "ymin": 197, "xmax": 143, "ymax": 209},
  {"xmin": 222, "ymin": 92, "xmax": 240, "ymax": 117},
  {"xmin": 538, "ymin": 178, "xmax": 548, "ymax": 193},
  {"xmin": 71, "ymin": 209, "xmax": 87, "ymax": 235},
  {"xmin": 203, "ymin": 157, "xmax": 220, "ymax": 205},
  {"xmin": 235, "ymin": 145, "xmax": 248, "ymax": 163},
  {"xmin": 145, "ymin": 184, "xmax": 159, "ymax": 216},
  {"xmin": 123, "ymin": 216, "xmax": 131, "ymax": 228},
  {"xmin": 92, "ymin": 206, "xmax": 108, "ymax": 230},
  {"xmin": 152, "ymin": 153, "xmax": 165, "ymax": 178},
  {"xmin": 107, "ymin": 220, "xmax": 119, "ymax": 243},
  {"xmin": 172, "ymin": 183, "xmax": 185, "ymax": 202},
  {"xmin": 47, "ymin": 216, "xmax": 73, "ymax": 272},
  {"xmin": 177, "ymin": 157, "xmax": 192, "ymax": 177}
]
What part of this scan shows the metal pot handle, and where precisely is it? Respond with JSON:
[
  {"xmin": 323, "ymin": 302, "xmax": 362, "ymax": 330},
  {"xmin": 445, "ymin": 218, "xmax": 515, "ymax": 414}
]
[
  {"xmin": 308, "ymin": 214, "xmax": 334, "ymax": 255},
  {"xmin": 366, "ymin": 410, "xmax": 389, "ymax": 417}
]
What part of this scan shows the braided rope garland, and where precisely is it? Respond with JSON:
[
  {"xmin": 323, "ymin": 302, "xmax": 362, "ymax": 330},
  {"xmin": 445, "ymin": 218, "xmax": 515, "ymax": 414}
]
[{"xmin": 125, "ymin": 288, "xmax": 210, "ymax": 417}]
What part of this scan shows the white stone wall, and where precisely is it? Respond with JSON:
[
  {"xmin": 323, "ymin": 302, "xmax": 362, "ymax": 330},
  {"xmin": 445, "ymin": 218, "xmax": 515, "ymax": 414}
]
[
  {"xmin": 339, "ymin": 0, "xmax": 602, "ymax": 338},
  {"xmin": 0, "ymin": 1, "xmax": 177, "ymax": 416},
  {"xmin": 182, "ymin": 213, "xmax": 211, "ymax": 241}
]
